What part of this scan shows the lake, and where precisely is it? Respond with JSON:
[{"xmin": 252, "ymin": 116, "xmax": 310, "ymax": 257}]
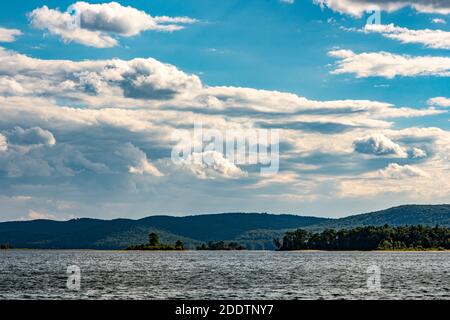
[{"xmin": 0, "ymin": 250, "xmax": 449, "ymax": 300}]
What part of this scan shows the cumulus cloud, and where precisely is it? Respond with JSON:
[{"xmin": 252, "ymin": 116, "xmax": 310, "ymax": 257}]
[
  {"xmin": 314, "ymin": 0, "xmax": 450, "ymax": 16},
  {"xmin": 329, "ymin": 49, "xmax": 450, "ymax": 78},
  {"xmin": 428, "ymin": 97, "xmax": 450, "ymax": 107},
  {"xmin": 380, "ymin": 163, "xmax": 429, "ymax": 179},
  {"xmin": 6, "ymin": 127, "xmax": 56, "ymax": 146},
  {"xmin": 0, "ymin": 27, "xmax": 22, "ymax": 42},
  {"xmin": 0, "ymin": 142, "xmax": 109, "ymax": 178},
  {"xmin": 353, "ymin": 134, "xmax": 407, "ymax": 157},
  {"xmin": 28, "ymin": 2, "xmax": 197, "ymax": 48},
  {"xmin": 0, "ymin": 78, "xmax": 26, "ymax": 96},
  {"xmin": 115, "ymin": 143, "xmax": 163, "ymax": 177},
  {"xmin": 119, "ymin": 58, "xmax": 202, "ymax": 100},
  {"xmin": 182, "ymin": 151, "xmax": 247, "ymax": 179},
  {"xmin": 0, "ymin": 134, "xmax": 7, "ymax": 152},
  {"xmin": 1, "ymin": 46, "xmax": 450, "ymax": 218},
  {"xmin": 0, "ymin": 47, "xmax": 202, "ymax": 102},
  {"xmin": 362, "ymin": 24, "xmax": 450, "ymax": 50}
]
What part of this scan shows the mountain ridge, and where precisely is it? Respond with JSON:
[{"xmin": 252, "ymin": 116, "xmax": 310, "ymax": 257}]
[{"xmin": 1, "ymin": 205, "xmax": 449, "ymax": 250}]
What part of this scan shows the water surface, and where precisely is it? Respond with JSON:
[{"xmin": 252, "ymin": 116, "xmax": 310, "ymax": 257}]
[{"xmin": 0, "ymin": 250, "xmax": 449, "ymax": 299}]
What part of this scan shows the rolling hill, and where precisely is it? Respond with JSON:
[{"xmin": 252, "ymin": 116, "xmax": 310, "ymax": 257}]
[
  {"xmin": 0, "ymin": 213, "xmax": 328, "ymax": 250},
  {"xmin": 307, "ymin": 205, "xmax": 450, "ymax": 231},
  {"xmin": 1, "ymin": 205, "xmax": 450, "ymax": 250}
]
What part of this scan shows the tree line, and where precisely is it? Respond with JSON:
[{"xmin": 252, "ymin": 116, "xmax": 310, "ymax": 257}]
[
  {"xmin": 276, "ymin": 225, "xmax": 450, "ymax": 251},
  {"xmin": 126, "ymin": 233, "xmax": 185, "ymax": 251},
  {"xmin": 126, "ymin": 233, "xmax": 248, "ymax": 251},
  {"xmin": 197, "ymin": 241, "xmax": 246, "ymax": 251}
]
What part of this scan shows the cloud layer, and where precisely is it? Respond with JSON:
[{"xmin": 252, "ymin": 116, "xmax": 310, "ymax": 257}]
[
  {"xmin": 329, "ymin": 49, "xmax": 450, "ymax": 78},
  {"xmin": 363, "ymin": 24, "xmax": 450, "ymax": 50},
  {"xmin": 428, "ymin": 97, "xmax": 450, "ymax": 107},
  {"xmin": 314, "ymin": 0, "xmax": 450, "ymax": 16},
  {"xmin": 0, "ymin": 27, "xmax": 22, "ymax": 42},
  {"xmin": 29, "ymin": 2, "xmax": 197, "ymax": 48},
  {"xmin": 1, "ymin": 43, "xmax": 449, "ymax": 219}
]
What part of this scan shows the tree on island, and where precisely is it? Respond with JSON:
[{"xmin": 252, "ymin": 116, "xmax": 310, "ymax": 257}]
[
  {"xmin": 175, "ymin": 240, "xmax": 184, "ymax": 250},
  {"xmin": 126, "ymin": 232, "xmax": 185, "ymax": 251},
  {"xmin": 149, "ymin": 232, "xmax": 160, "ymax": 246},
  {"xmin": 196, "ymin": 241, "xmax": 246, "ymax": 250}
]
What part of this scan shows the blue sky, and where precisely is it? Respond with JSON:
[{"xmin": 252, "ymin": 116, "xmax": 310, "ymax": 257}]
[{"xmin": 0, "ymin": 0, "xmax": 450, "ymax": 221}]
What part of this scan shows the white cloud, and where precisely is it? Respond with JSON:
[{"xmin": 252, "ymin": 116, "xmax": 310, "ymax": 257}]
[
  {"xmin": 428, "ymin": 97, "xmax": 450, "ymax": 107},
  {"xmin": 0, "ymin": 78, "xmax": 26, "ymax": 96},
  {"xmin": 115, "ymin": 143, "xmax": 163, "ymax": 177},
  {"xmin": 198, "ymin": 86, "xmax": 442, "ymax": 120},
  {"xmin": 363, "ymin": 24, "xmax": 450, "ymax": 49},
  {"xmin": 409, "ymin": 147, "xmax": 427, "ymax": 158},
  {"xmin": 329, "ymin": 49, "xmax": 450, "ymax": 78},
  {"xmin": 182, "ymin": 151, "xmax": 247, "ymax": 179},
  {"xmin": 0, "ymin": 27, "xmax": 22, "ymax": 43},
  {"xmin": 432, "ymin": 18, "xmax": 446, "ymax": 24},
  {"xmin": 280, "ymin": 0, "xmax": 295, "ymax": 4},
  {"xmin": 0, "ymin": 47, "xmax": 203, "ymax": 102},
  {"xmin": 353, "ymin": 133, "xmax": 407, "ymax": 157},
  {"xmin": 29, "ymin": 2, "xmax": 197, "ymax": 48},
  {"xmin": 380, "ymin": 163, "xmax": 429, "ymax": 179},
  {"xmin": 0, "ymin": 134, "xmax": 7, "ymax": 152},
  {"xmin": 314, "ymin": 0, "xmax": 450, "ymax": 17}
]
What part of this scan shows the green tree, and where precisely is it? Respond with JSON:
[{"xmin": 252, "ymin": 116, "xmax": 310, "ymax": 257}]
[
  {"xmin": 175, "ymin": 240, "xmax": 184, "ymax": 250},
  {"xmin": 148, "ymin": 232, "xmax": 160, "ymax": 246},
  {"xmin": 377, "ymin": 239, "xmax": 393, "ymax": 250}
]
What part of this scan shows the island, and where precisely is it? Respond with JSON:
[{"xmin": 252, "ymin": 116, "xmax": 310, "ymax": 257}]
[
  {"xmin": 276, "ymin": 225, "xmax": 450, "ymax": 251},
  {"xmin": 126, "ymin": 233, "xmax": 185, "ymax": 251},
  {"xmin": 197, "ymin": 241, "xmax": 246, "ymax": 250}
]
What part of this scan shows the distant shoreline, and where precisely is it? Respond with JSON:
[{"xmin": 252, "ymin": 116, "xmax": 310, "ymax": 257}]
[
  {"xmin": 1, "ymin": 248, "xmax": 450, "ymax": 253},
  {"xmin": 286, "ymin": 249, "xmax": 450, "ymax": 253}
]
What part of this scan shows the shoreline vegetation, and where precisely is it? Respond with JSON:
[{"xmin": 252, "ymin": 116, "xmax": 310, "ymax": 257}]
[
  {"xmin": 2, "ymin": 225, "xmax": 450, "ymax": 252},
  {"xmin": 2, "ymin": 205, "xmax": 450, "ymax": 251},
  {"xmin": 126, "ymin": 233, "xmax": 185, "ymax": 251},
  {"xmin": 126, "ymin": 233, "xmax": 247, "ymax": 251},
  {"xmin": 196, "ymin": 241, "xmax": 246, "ymax": 251},
  {"xmin": 276, "ymin": 225, "xmax": 450, "ymax": 251}
]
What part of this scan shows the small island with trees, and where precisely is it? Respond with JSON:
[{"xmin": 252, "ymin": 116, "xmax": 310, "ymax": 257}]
[
  {"xmin": 197, "ymin": 241, "xmax": 246, "ymax": 251},
  {"xmin": 276, "ymin": 225, "xmax": 450, "ymax": 251},
  {"xmin": 126, "ymin": 233, "xmax": 185, "ymax": 251},
  {"xmin": 126, "ymin": 233, "xmax": 247, "ymax": 251}
]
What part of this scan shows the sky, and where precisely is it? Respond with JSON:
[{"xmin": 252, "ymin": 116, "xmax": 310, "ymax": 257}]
[{"xmin": 0, "ymin": 0, "xmax": 450, "ymax": 221}]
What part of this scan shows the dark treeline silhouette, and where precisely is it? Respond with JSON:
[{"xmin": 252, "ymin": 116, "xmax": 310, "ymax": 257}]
[
  {"xmin": 127, "ymin": 233, "xmax": 185, "ymax": 251},
  {"xmin": 197, "ymin": 241, "xmax": 246, "ymax": 251},
  {"xmin": 0, "ymin": 244, "xmax": 13, "ymax": 250},
  {"xmin": 277, "ymin": 225, "xmax": 450, "ymax": 251}
]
